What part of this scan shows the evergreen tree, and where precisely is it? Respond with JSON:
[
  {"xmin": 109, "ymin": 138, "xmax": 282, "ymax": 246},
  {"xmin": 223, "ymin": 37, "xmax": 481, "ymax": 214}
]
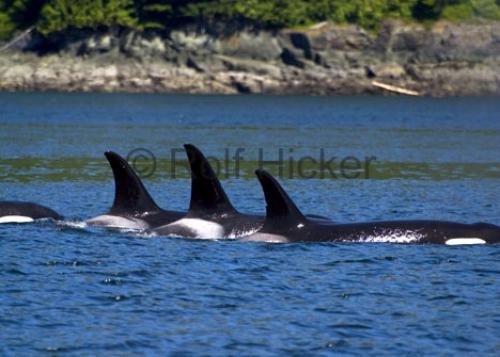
[
  {"xmin": 0, "ymin": 0, "xmax": 46, "ymax": 39},
  {"xmin": 38, "ymin": 0, "xmax": 138, "ymax": 34},
  {"xmin": 0, "ymin": 0, "xmax": 499, "ymax": 40},
  {"xmin": 135, "ymin": 0, "xmax": 172, "ymax": 29}
]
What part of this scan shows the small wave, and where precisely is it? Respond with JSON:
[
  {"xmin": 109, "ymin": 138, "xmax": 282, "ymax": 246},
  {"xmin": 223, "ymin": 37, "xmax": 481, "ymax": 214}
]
[
  {"xmin": 116, "ymin": 227, "xmax": 146, "ymax": 234},
  {"xmin": 227, "ymin": 228, "xmax": 260, "ymax": 239},
  {"xmin": 135, "ymin": 231, "xmax": 157, "ymax": 238},
  {"xmin": 100, "ymin": 278, "xmax": 124, "ymax": 286},
  {"xmin": 56, "ymin": 220, "xmax": 88, "ymax": 229},
  {"xmin": 348, "ymin": 229, "xmax": 424, "ymax": 243},
  {"xmin": 135, "ymin": 230, "xmax": 221, "ymax": 240},
  {"xmin": 322, "ymin": 258, "xmax": 376, "ymax": 267},
  {"xmin": 428, "ymin": 294, "xmax": 459, "ymax": 301},
  {"xmin": 42, "ymin": 259, "xmax": 102, "ymax": 267},
  {"xmin": 328, "ymin": 323, "xmax": 371, "ymax": 330},
  {"xmin": 88, "ymin": 294, "xmax": 130, "ymax": 303},
  {"xmin": 40, "ymin": 339, "xmax": 154, "ymax": 353},
  {"xmin": 4, "ymin": 268, "xmax": 27, "ymax": 275}
]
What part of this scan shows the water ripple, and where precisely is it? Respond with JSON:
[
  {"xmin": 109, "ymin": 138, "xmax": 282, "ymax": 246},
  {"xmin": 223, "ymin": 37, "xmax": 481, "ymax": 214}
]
[{"xmin": 1, "ymin": 94, "xmax": 499, "ymax": 355}]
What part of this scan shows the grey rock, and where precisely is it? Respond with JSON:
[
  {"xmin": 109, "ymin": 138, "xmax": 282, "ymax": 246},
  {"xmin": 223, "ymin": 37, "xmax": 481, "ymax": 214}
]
[
  {"xmin": 219, "ymin": 56, "xmax": 281, "ymax": 77},
  {"xmin": 218, "ymin": 31, "xmax": 282, "ymax": 61},
  {"xmin": 79, "ymin": 33, "xmax": 119, "ymax": 55},
  {"xmin": 121, "ymin": 32, "xmax": 169, "ymax": 58},
  {"xmin": 170, "ymin": 31, "xmax": 218, "ymax": 54},
  {"xmin": 369, "ymin": 63, "xmax": 406, "ymax": 79},
  {"xmin": 289, "ymin": 32, "xmax": 312, "ymax": 59},
  {"xmin": 281, "ymin": 48, "xmax": 306, "ymax": 68},
  {"xmin": 0, "ymin": 21, "xmax": 498, "ymax": 96}
]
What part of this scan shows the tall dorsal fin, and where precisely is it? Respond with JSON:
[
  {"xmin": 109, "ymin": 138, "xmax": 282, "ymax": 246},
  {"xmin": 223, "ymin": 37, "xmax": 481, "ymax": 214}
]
[
  {"xmin": 255, "ymin": 169, "xmax": 307, "ymax": 227},
  {"xmin": 184, "ymin": 144, "xmax": 236, "ymax": 214},
  {"xmin": 104, "ymin": 151, "xmax": 161, "ymax": 215}
]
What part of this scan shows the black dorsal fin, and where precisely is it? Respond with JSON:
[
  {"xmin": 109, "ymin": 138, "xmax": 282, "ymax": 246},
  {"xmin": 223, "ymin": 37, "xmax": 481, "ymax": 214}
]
[
  {"xmin": 104, "ymin": 151, "xmax": 161, "ymax": 215},
  {"xmin": 184, "ymin": 144, "xmax": 236, "ymax": 214},
  {"xmin": 255, "ymin": 169, "xmax": 307, "ymax": 226}
]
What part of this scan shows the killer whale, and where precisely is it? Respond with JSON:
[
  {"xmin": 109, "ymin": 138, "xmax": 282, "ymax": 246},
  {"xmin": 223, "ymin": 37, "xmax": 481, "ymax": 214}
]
[
  {"xmin": 151, "ymin": 144, "xmax": 263, "ymax": 239},
  {"xmin": 244, "ymin": 169, "xmax": 500, "ymax": 244},
  {"xmin": 86, "ymin": 151, "xmax": 184, "ymax": 230},
  {"xmin": 152, "ymin": 144, "xmax": 331, "ymax": 239},
  {"xmin": 0, "ymin": 201, "xmax": 62, "ymax": 223}
]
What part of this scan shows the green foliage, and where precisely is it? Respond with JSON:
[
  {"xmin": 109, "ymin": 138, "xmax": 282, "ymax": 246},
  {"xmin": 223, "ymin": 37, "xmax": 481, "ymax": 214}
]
[
  {"xmin": 181, "ymin": 0, "xmax": 413, "ymax": 28},
  {"xmin": 10, "ymin": 0, "xmax": 46, "ymax": 26},
  {"xmin": 0, "ymin": 11, "xmax": 15, "ymax": 39},
  {"xmin": 442, "ymin": 1, "xmax": 474, "ymax": 20},
  {"xmin": 0, "ymin": 0, "xmax": 45, "ymax": 39},
  {"xmin": 471, "ymin": 0, "xmax": 500, "ymax": 20},
  {"xmin": 38, "ymin": 0, "xmax": 138, "ymax": 34},
  {"xmin": 135, "ymin": 0, "xmax": 172, "ymax": 29},
  {"xmin": 347, "ymin": 0, "xmax": 417, "ymax": 28},
  {"xmin": 178, "ymin": 0, "xmax": 455, "ymax": 29},
  {"xmin": 0, "ymin": 0, "xmax": 498, "ymax": 40}
]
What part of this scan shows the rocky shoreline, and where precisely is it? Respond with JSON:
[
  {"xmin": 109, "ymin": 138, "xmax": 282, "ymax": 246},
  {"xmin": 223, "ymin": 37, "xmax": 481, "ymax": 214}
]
[{"xmin": 0, "ymin": 21, "xmax": 499, "ymax": 96}]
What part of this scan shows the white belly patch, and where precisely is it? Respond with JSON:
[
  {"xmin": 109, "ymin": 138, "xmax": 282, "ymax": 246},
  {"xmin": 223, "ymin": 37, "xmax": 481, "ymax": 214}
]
[
  {"xmin": 85, "ymin": 215, "xmax": 149, "ymax": 230},
  {"xmin": 243, "ymin": 233, "xmax": 289, "ymax": 243},
  {"xmin": 0, "ymin": 215, "xmax": 35, "ymax": 224},
  {"xmin": 169, "ymin": 218, "xmax": 225, "ymax": 239},
  {"xmin": 445, "ymin": 238, "xmax": 486, "ymax": 245}
]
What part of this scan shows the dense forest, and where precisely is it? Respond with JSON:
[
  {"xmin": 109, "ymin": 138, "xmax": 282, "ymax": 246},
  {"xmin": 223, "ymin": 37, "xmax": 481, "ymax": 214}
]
[{"xmin": 1, "ymin": 0, "xmax": 499, "ymax": 40}]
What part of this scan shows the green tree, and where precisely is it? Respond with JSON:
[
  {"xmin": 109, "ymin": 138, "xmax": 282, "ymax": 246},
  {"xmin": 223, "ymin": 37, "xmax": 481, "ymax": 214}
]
[
  {"xmin": 0, "ymin": 0, "xmax": 46, "ymax": 39},
  {"xmin": 0, "ymin": 11, "xmax": 15, "ymax": 39},
  {"xmin": 346, "ymin": 0, "xmax": 417, "ymax": 28},
  {"xmin": 1, "ymin": 0, "xmax": 500, "ymax": 40},
  {"xmin": 471, "ymin": 0, "xmax": 500, "ymax": 20},
  {"xmin": 38, "ymin": 0, "xmax": 138, "ymax": 34},
  {"xmin": 10, "ymin": 0, "xmax": 46, "ymax": 27},
  {"xmin": 135, "ymin": 0, "xmax": 172, "ymax": 29}
]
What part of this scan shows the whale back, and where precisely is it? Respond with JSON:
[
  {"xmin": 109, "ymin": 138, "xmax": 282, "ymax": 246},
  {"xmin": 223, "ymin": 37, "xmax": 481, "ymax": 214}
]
[{"xmin": 0, "ymin": 201, "xmax": 62, "ymax": 220}]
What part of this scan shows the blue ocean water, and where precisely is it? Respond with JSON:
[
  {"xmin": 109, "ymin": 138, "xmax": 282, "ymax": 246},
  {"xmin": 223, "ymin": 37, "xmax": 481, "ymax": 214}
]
[{"xmin": 0, "ymin": 93, "xmax": 499, "ymax": 355}]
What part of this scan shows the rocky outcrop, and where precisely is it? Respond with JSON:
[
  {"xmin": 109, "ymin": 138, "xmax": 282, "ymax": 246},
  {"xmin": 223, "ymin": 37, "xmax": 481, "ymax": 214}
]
[{"xmin": 0, "ymin": 21, "xmax": 499, "ymax": 95}]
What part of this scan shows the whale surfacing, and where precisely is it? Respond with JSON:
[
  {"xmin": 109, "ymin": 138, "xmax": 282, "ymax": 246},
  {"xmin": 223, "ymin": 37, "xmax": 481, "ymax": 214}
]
[
  {"xmin": 86, "ymin": 151, "xmax": 184, "ymax": 230},
  {"xmin": 152, "ymin": 144, "xmax": 263, "ymax": 239},
  {"xmin": 0, "ymin": 201, "xmax": 62, "ymax": 224},
  {"xmin": 243, "ymin": 169, "xmax": 500, "ymax": 245}
]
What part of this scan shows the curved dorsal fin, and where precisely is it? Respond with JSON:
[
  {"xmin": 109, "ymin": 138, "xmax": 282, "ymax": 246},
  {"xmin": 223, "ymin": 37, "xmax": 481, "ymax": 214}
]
[
  {"xmin": 104, "ymin": 151, "xmax": 161, "ymax": 215},
  {"xmin": 184, "ymin": 144, "xmax": 236, "ymax": 214},
  {"xmin": 255, "ymin": 169, "xmax": 307, "ymax": 225}
]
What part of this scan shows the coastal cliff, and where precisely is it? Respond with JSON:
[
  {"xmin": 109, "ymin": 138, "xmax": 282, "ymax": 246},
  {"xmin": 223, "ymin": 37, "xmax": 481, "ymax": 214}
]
[{"xmin": 0, "ymin": 21, "xmax": 498, "ymax": 96}]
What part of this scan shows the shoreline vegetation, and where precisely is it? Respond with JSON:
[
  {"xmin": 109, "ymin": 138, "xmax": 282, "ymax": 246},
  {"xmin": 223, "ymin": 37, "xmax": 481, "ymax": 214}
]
[{"xmin": 0, "ymin": 1, "xmax": 499, "ymax": 96}]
